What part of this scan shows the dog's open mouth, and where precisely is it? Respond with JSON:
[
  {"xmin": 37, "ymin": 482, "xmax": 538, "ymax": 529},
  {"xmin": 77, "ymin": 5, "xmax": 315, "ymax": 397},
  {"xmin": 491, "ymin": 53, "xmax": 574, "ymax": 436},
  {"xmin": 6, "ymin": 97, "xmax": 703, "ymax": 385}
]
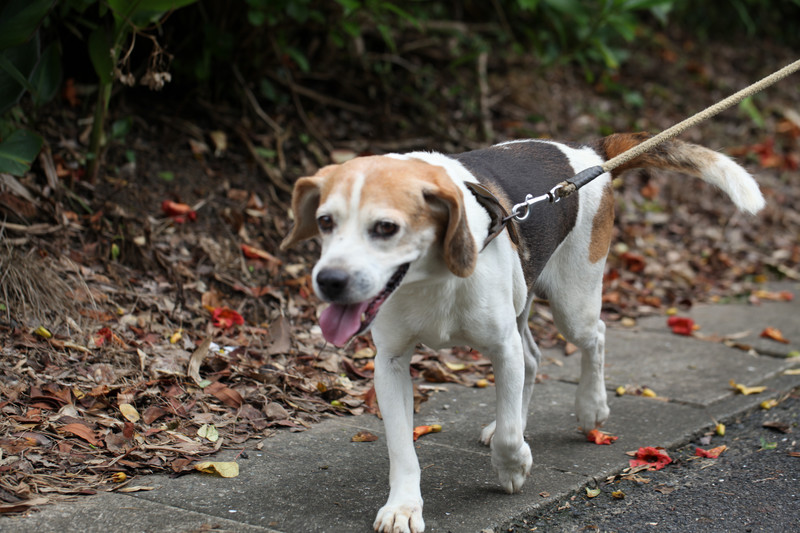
[{"xmin": 318, "ymin": 263, "xmax": 410, "ymax": 347}]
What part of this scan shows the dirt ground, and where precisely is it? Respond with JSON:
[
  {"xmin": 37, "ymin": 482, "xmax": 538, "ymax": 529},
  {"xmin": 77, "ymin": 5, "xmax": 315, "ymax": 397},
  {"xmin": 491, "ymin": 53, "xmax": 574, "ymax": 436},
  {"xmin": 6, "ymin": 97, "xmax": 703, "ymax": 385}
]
[{"xmin": 1, "ymin": 27, "xmax": 798, "ymax": 512}]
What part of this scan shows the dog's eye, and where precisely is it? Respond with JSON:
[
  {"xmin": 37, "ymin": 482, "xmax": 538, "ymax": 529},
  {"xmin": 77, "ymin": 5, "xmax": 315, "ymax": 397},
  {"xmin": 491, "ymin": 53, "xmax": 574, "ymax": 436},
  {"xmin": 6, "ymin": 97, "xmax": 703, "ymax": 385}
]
[
  {"xmin": 372, "ymin": 220, "xmax": 399, "ymax": 238},
  {"xmin": 317, "ymin": 215, "xmax": 335, "ymax": 233}
]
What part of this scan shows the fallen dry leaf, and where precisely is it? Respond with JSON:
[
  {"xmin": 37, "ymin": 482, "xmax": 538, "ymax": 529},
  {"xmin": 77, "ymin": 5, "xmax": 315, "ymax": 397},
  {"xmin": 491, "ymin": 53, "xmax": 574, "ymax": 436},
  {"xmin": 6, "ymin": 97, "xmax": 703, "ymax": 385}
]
[
  {"xmin": 205, "ymin": 381, "xmax": 244, "ymax": 408},
  {"xmin": 762, "ymin": 421, "xmax": 791, "ymax": 433},
  {"xmin": 351, "ymin": 431, "xmax": 379, "ymax": 442},
  {"xmin": 730, "ymin": 379, "xmax": 767, "ymax": 395},
  {"xmin": 413, "ymin": 424, "xmax": 442, "ymax": 441},
  {"xmin": 117, "ymin": 485, "xmax": 157, "ymax": 493},
  {"xmin": 187, "ymin": 337, "xmax": 212, "ymax": 385},
  {"xmin": 751, "ymin": 289, "xmax": 794, "ymax": 301},
  {"xmin": 195, "ymin": 461, "xmax": 239, "ymax": 478},
  {"xmin": 59, "ymin": 423, "xmax": 103, "ymax": 447},
  {"xmin": 760, "ymin": 398, "xmax": 779, "ymax": 410},
  {"xmin": 119, "ymin": 403, "xmax": 140, "ymax": 423},
  {"xmin": 0, "ymin": 497, "xmax": 49, "ymax": 514},
  {"xmin": 197, "ymin": 423, "xmax": 219, "ymax": 442},
  {"xmin": 586, "ymin": 429, "xmax": 618, "ymax": 445}
]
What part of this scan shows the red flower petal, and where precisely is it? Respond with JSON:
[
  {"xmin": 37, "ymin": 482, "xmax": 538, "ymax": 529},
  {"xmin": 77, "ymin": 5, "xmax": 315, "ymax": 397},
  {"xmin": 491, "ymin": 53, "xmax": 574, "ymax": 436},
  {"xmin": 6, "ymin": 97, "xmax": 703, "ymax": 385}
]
[
  {"xmin": 629, "ymin": 446, "xmax": 672, "ymax": 470},
  {"xmin": 695, "ymin": 445, "xmax": 727, "ymax": 459},
  {"xmin": 212, "ymin": 307, "xmax": 244, "ymax": 329},
  {"xmin": 161, "ymin": 200, "xmax": 197, "ymax": 222},
  {"xmin": 667, "ymin": 316, "xmax": 695, "ymax": 336},
  {"xmin": 586, "ymin": 428, "xmax": 618, "ymax": 445}
]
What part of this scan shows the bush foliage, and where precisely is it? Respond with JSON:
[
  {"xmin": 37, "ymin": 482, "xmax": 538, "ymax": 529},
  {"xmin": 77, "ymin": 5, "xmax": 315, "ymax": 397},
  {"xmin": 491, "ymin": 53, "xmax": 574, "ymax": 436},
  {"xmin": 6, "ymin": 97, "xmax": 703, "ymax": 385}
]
[{"xmin": 1, "ymin": 0, "xmax": 798, "ymax": 175}]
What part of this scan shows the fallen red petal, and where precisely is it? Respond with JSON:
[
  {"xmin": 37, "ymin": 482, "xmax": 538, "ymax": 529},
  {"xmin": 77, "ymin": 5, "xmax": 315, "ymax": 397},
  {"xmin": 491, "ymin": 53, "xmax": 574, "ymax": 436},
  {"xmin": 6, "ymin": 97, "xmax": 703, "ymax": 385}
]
[
  {"xmin": 212, "ymin": 307, "xmax": 244, "ymax": 329},
  {"xmin": 760, "ymin": 326, "xmax": 790, "ymax": 344},
  {"xmin": 586, "ymin": 428, "xmax": 618, "ymax": 445},
  {"xmin": 667, "ymin": 316, "xmax": 695, "ymax": 336},
  {"xmin": 695, "ymin": 445, "xmax": 727, "ymax": 458},
  {"xmin": 161, "ymin": 200, "xmax": 197, "ymax": 222},
  {"xmin": 629, "ymin": 446, "xmax": 672, "ymax": 470}
]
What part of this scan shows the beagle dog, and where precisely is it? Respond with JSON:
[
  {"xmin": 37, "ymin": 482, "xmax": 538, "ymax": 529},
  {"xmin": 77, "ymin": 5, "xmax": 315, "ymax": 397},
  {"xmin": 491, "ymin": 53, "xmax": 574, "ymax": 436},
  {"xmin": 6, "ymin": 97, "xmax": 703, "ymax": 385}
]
[{"xmin": 280, "ymin": 133, "xmax": 764, "ymax": 533}]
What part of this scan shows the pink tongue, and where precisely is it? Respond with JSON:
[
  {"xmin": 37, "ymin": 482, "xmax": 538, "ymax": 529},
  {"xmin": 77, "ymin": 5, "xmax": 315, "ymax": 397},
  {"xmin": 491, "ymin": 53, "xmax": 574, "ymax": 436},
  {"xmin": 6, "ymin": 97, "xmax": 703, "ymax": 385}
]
[{"xmin": 319, "ymin": 301, "xmax": 370, "ymax": 347}]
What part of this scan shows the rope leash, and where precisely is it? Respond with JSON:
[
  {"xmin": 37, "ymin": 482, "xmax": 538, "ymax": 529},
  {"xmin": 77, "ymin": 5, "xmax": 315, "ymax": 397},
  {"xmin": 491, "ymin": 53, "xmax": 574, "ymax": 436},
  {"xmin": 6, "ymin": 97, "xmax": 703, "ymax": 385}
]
[{"xmin": 508, "ymin": 58, "xmax": 800, "ymax": 222}]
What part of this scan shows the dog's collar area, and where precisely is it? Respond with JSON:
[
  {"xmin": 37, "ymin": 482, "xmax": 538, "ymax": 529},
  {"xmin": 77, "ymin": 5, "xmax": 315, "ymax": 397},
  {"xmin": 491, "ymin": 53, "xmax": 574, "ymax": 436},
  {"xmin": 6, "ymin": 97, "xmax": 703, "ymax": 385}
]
[{"xmin": 464, "ymin": 181, "xmax": 520, "ymax": 250}]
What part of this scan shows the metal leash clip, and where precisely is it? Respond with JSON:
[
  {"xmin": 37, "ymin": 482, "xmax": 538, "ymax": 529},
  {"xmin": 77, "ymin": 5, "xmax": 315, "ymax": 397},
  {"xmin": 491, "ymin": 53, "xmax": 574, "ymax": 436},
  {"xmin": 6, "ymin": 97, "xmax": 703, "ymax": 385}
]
[{"xmin": 508, "ymin": 184, "xmax": 566, "ymax": 221}]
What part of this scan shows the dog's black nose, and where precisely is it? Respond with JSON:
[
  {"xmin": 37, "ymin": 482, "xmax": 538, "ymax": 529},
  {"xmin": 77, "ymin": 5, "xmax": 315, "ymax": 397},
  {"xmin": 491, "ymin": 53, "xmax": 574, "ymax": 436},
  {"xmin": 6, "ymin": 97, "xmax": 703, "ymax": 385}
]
[{"xmin": 316, "ymin": 268, "xmax": 350, "ymax": 300}]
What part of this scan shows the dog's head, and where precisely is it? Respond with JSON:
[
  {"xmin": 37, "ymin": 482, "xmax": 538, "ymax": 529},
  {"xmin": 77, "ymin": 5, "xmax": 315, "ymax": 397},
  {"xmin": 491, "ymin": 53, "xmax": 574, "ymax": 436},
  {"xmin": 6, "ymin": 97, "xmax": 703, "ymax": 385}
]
[{"xmin": 280, "ymin": 155, "xmax": 477, "ymax": 346}]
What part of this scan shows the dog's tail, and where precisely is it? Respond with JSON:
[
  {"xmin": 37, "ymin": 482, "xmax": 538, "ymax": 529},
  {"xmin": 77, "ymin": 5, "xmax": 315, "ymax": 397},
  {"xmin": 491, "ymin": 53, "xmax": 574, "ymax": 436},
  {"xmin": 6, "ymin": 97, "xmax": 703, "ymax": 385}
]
[{"xmin": 596, "ymin": 132, "xmax": 765, "ymax": 214}]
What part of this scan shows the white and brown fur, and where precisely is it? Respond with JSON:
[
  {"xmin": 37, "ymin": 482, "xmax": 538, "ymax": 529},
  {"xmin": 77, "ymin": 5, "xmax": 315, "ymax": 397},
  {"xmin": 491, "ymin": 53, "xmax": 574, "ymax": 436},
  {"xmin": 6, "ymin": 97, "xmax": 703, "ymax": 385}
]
[{"xmin": 281, "ymin": 133, "xmax": 764, "ymax": 533}]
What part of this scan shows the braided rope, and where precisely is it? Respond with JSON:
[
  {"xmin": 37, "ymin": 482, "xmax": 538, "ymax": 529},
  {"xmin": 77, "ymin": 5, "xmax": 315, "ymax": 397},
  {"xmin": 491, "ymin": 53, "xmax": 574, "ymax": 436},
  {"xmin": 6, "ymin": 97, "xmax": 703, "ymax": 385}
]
[{"xmin": 602, "ymin": 58, "xmax": 800, "ymax": 173}]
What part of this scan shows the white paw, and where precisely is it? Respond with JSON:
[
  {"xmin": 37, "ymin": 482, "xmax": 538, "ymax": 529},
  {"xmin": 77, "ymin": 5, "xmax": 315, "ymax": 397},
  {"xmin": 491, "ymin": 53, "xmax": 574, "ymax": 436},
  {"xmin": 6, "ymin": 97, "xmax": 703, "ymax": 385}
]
[
  {"xmin": 374, "ymin": 501, "xmax": 425, "ymax": 533},
  {"xmin": 479, "ymin": 420, "xmax": 496, "ymax": 446},
  {"xmin": 575, "ymin": 384, "xmax": 609, "ymax": 432},
  {"xmin": 492, "ymin": 440, "xmax": 532, "ymax": 494}
]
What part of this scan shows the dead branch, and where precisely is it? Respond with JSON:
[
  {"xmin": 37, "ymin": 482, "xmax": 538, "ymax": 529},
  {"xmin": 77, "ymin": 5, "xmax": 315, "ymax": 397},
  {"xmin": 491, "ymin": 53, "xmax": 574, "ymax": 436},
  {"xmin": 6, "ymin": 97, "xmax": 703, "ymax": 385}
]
[{"xmin": 477, "ymin": 51, "xmax": 494, "ymax": 143}]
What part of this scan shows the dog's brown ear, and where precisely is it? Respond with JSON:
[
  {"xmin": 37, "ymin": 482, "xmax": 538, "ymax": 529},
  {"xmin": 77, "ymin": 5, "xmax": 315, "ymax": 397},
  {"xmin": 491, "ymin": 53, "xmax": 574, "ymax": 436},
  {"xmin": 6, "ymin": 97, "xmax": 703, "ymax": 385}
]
[
  {"xmin": 425, "ymin": 179, "xmax": 477, "ymax": 277},
  {"xmin": 280, "ymin": 165, "xmax": 337, "ymax": 250}
]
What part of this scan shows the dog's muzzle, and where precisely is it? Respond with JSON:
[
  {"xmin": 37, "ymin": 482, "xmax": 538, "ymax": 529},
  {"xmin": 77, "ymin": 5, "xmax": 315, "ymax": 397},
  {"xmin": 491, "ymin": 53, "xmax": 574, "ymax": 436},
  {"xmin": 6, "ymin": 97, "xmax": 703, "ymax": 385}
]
[{"xmin": 316, "ymin": 264, "xmax": 409, "ymax": 347}]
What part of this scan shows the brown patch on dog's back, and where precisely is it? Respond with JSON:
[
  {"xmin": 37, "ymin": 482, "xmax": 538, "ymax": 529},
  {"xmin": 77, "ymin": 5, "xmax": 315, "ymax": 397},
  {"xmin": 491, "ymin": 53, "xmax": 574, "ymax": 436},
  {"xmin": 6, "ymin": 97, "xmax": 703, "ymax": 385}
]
[{"xmin": 589, "ymin": 184, "xmax": 614, "ymax": 263}]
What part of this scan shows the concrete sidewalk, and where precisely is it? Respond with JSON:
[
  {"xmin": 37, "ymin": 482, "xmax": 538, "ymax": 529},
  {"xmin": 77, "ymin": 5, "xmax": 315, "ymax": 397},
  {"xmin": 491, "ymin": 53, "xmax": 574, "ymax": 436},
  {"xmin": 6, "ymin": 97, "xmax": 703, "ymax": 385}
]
[{"xmin": 3, "ymin": 283, "xmax": 799, "ymax": 533}]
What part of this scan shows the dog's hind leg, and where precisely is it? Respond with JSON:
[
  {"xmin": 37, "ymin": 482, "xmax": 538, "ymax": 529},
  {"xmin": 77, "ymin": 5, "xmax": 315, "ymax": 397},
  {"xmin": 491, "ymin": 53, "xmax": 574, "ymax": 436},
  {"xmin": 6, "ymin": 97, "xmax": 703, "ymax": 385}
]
[
  {"xmin": 480, "ymin": 293, "xmax": 540, "ymax": 445},
  {"xmin": 543, "ymin": 258, "xmax": 609, "ymax": 433}
]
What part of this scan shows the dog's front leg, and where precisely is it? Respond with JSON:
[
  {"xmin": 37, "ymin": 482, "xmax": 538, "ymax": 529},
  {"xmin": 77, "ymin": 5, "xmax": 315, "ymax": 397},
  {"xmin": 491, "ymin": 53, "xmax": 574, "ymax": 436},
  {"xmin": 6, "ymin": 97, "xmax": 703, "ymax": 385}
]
[
  {"xmin": 372, "ymin": 343, "xmax": 425, "ymax": 533},
  {"xmin": 489, "ymin": 336, "xmax": 533, "ymax": 493}
]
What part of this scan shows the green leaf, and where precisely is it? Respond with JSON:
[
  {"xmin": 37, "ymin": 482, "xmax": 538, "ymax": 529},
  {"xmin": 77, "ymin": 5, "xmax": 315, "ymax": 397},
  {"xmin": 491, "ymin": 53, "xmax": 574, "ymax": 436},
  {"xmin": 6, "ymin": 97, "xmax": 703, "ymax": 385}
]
[
  {"xmin": 376, "ymin": 24, "xmax": 396, "ymax": 52},
  {"xmin": 759, "ymin": 436, "xmax": 777, "ymax": 450},
  {"xmin": 107, "ymin": 0, "xmax": 199, "ymax": 30},
  {"xmin": 111, "ymin": 117, "xmax": 133, "ymax": 140},
  {"xmin": 0, "ymin": 0, "xmax": 56, "ymax": 51},
  {"xmin": 739, "ymin": 96, "xmax": 765, "ymax": 129},
  {"xmin": 0, "ymin": 36, "xmax": 40, "ymax": 113},
  {"xmin": 623, "ymin": 0, "xmax": 674, "ymax": 9},
  {"xmin": 30, "ymin": 42, "xmax": 62, "ymax": 106},
  {"xmin": 157, "ymin": 171, "xmax": 175, "ymax": 181},
  {"xmin": 285, "ymin": 46, "xmax": 310, "ymax": 73},
  {"xmin": 542, "ymin": 0, "xmax": 583, "ymax": 14},
  {"xmin": 0, "ymin": 128, "xmax": 44, "ymax": 176},
  {"xmin": 88, "ymin": 27, "xmax": 114, "ymax": 85}
]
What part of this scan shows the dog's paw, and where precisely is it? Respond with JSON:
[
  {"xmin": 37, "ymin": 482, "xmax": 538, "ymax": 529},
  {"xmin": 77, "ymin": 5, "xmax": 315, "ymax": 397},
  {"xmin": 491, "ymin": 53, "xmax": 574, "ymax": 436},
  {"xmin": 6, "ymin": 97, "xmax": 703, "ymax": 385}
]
[
  {"xmin": 575, "ymin": 385, "xmax": 609, "ymax": 432},
  {"xmin": 374, "ymin": 501, "xmax": 425, "ymax": 533},
  {"xmin": 479, "ymin": 421, "xmax": 496, "ymax": 446},
  {"xmin": 492, "ymin": 440, "xmax": 532, "ymax": 494}
]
